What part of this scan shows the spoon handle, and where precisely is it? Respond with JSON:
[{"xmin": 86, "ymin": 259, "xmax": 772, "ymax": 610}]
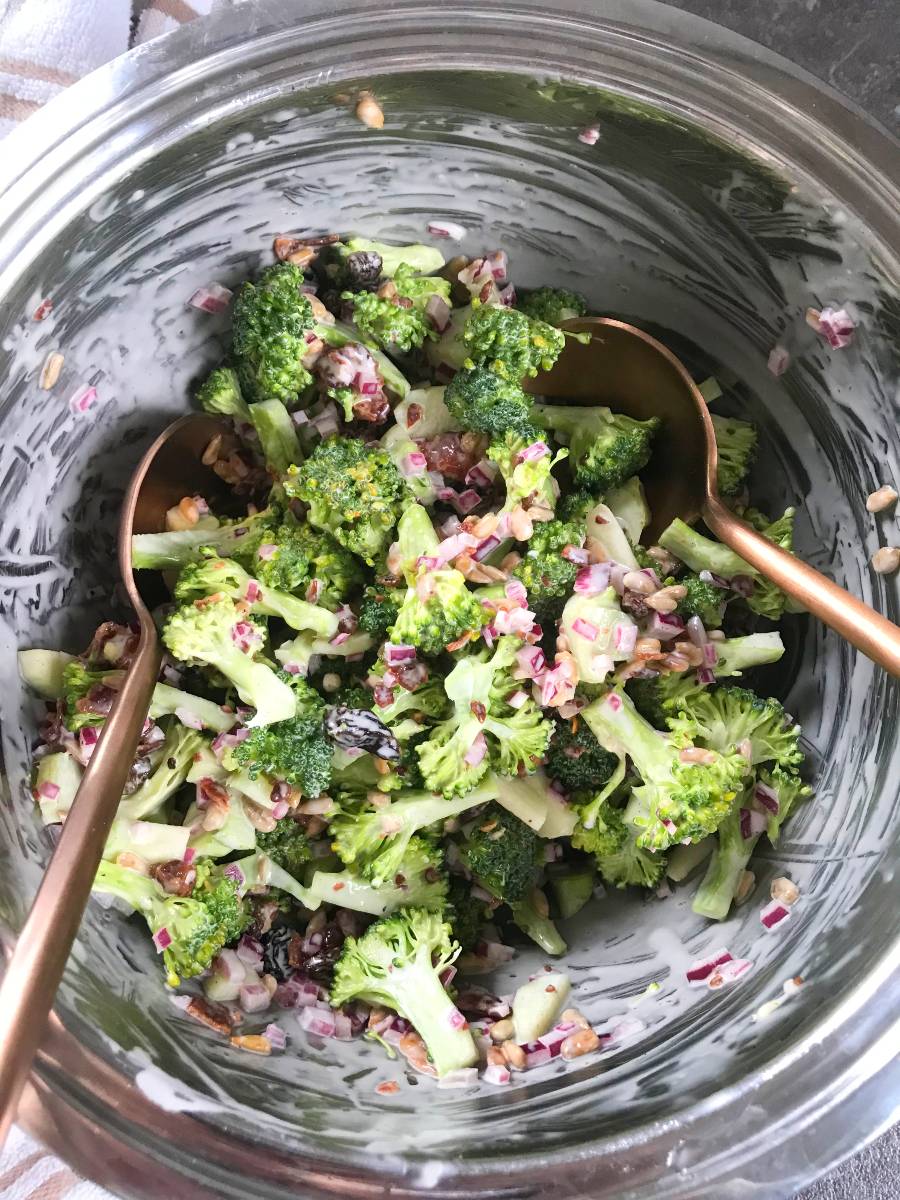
[
  {"xmin": 0, "ymin": 627, "xmax": 161, "ymax": 1145},
  {"xmin": 704, "ymin": 497, "xmax": 900, "ymax": 677}
]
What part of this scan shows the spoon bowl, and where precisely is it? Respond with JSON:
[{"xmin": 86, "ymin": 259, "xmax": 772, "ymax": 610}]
[
  {"xmin": 0, "ymin": 412, "xmax": 228, "ymax": 1143},
  {"xmin": 533, "ymin": 317, "xmax": 900, "ymax": 676}
]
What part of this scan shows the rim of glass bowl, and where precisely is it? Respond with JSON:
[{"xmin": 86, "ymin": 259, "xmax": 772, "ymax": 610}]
[{"xmin": 2, "ymin": 2, "xmax": 899, "ymax": 1197}]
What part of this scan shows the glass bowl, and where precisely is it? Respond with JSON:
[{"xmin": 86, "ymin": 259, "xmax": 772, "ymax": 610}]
[{"xmin": 0, "ymin": 2, "xmax": 897, "ymax": 1196}]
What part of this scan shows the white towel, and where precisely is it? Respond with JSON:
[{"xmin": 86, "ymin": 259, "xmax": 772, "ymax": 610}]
[{"xmin": 0, "ymin": 0, "xmax": 221, "ymax": 138}]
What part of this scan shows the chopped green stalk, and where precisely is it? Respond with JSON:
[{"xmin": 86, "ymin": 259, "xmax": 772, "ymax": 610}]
[
  {"xmin": 248, "ymin": 399, "xmax": 303, "ymax": 475},
  {"xmin": 548, "ymin": 866, "xmax": 596, "ymax": 918},
  {"xmin": 174, "ymin": 555, "xmax": 339, "ymax": 639},
  {"xmin": 305, "ymin": 839, "xmax": 447, "ymax": 916},
  {"xmin": 149, "ymin": 683, "xmax": 236, "ymax": 733},
  {"xmin": 187, "ymin": 793, "xmax": 257, "ymax": 856},
  {"xmin": 583, "ymin": 503, "xmax": 640, "ymax": 568},
  {"xmin": 18, "ymin": 649, "xmax": 75, "ymax": 699},
  {"xmin": 393, "ymin": 386, "xmax": 456, "ymax": 438},
  {"xmin": 117, "ymin": 725, "xmax": 205, "ymax": 821},
  {"xmin": 761, "ymin": 766, "xmax": 812, "ymax": 843},
  {"xmin": 274, "ymin": 630, "xmax": 375, "ymax": 676},
  {"xmin": 104, "ymin": 818, "xmax": 191, "ymax": 865},
  {"xmin": 561, "ymin": 587, "xmax": 639, "ymax": 682},
  {"xmin": 131, "ymin": 507, "xmax": 278, "ymax": 572},
  {"xmin": 162, "ymin": 596, "xmax": 296, "ymax": 727},
  {"xmin": 714, "ymin": 632, "xmax": 786, "ymax": 676},
  {"xmin": 509, "ymin": 890, "xmax": 567, "ymax": 955},
  {"xmin": 603, "ymin": 477, "xmax": 650, "ymax": 547},
  {"xmin": 330, "ymin": 907, "xmax": 477, "ymax": 1077},
  {"xmin": 344, "ymin": 238, "xmax": 445, "ymax": 278},
  {"xmin": 34, "ymin": 753, "xmax": 82, "ymax": 824},
  {"xmin": 692, "ymin": 788, "xmax": 757, "ymax": 920}
]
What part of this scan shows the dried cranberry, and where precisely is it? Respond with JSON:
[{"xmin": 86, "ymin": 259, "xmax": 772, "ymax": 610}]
[
  {"xmin": 621, "ymin": 591, "xmax": 650, "ymax": 621},
  {"xmin": 352, "ymin": 395, "xmax": 390, "ymax": 424},
  {"xmin": 419, "ymin": 432, "xmax": 484, "ymax": 483},
  {"xmin": 151, "ymin": 860, "xmax": 196, "ymax": 897}
]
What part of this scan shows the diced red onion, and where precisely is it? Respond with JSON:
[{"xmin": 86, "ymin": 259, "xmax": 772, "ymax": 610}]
[
  {"xmin": 69, "ymin": 384, "xmax": 97, "ymax": 414},
  {"xmin": 264, "ymin": 1022, "xmax": 287, "ymax": 1050},
  {"xmin": 189, "ymin": 283, "xmax": 232, "ymax": 313},
  {"xmin": 504, "ymin": 579, "xmax": 527, "ymax": 606},
  {"xmin": 730, "ymin": 574, "xmax": 755, "ymax": 598},
  {"xmin": 330, "ymin": 631, "xmax": 351, "ymax": 646},
  {"xmin": 484, "ymin": 250, "xmax": 508, "ymax": 283},
  {"xmin": 696, "ymin": 667, "xmax": 715, "ymax": 685},
  {"xmin": 400, "ymin": 451, "xmax": 428, "ymax": 476},
  {"xmin": 686, "ymin": 948, "xmax": 733, "ymax": 985},
  {"xmin": 609, "ymin": 563, "xmax": 628, "ymax": 595},
  {"xmin": 524, "ymin": 1045, "xmax": 552, "ymax": 1070},
  {"xmin": 169, "ymin": 993, "xmax": 192, "ymax": 1011},
  {"xmin": 703, "ymin": 642, "xmax": 718, "ymax": 667},
  {"xmin": 514, "ymin": 646, "xmax": 546, "ymax": 680},
  {"xmin": 574, "ymin": 563, "xmax": 611, "ymax": 596},
  {"xmin": 299, "ymin": 1006, "xmax": 337, "ymax": 1037},
  {"xmin": 760, "ymin": 900, "xmax": 792, "ymax": 931},
  {"xmin": 561, "ymin": 544, "xmax": 590, "ymax": 565},
  {"xmin": 464, "ymin": 733, "xmax": 487, "ymax": 767},
  {"xmin": 236, "ymin": 935, "xmax": 264, "ymax": 970},
  {"xmin": 182, "ymin": 847, "xmax": 197, "ymax": 866},
  {"xmin": 492, "ymin": 607, "xmax": 536, "ymax": 636},
  {"xmin": 240, "ymin": 982, "xmax": 270, "ymax": 1014},
  {"xmin": 709, "ymin": 957, "xmax": 753, "ymax": 987},
  {"xmin": 257, "ymin": 543, "xmax": 277, "ymax": 561},
  {"xmin": 37, "ymin": 781, "xmax": 60, "ymax": 800},
  {"xmin": 507, "ymin": 689, "xmax": 529, "ymax": 710},
  {"xmin": 767, "ymin": 345, "xmax": 790, "ymax": 376},
  {"xmin": 271, "ymin": 800, "xmax": 290, "ymax": 821},
  {"xmin": 645, "ymin": 612, "xmax": 684, "ymax": 642},
  {"xmin": 607, "ymin": 1016, "xmax": 645, "ymax": 1044},
  {"xmin": 333, "ymin": 1011, "xmax": 355, "ymax": 1041},
  {"xmin": 306, "ymin": 579, "xmax": 322, "ymax": 604},
  {"xmin": 465, "ymin": 459, "xmax": 498, "ymax": 489},
  {"xmin": 384, "ymin": 643, "xmax": 416, "ymax": 666},
  {"xmin": 749, "ymin": 809, "xmax": 769, "ymax": 836},
  {"xmin": 425, "ymin": 294, "xmax": 451, "ymax": 332},
  {"xmin": 427, "ymin": 219, "xmax": 467, "ymax": 240},
  {"xmin": 444, "ymin": 1005, "xmax": 467, "ymax": 1031},
  {"xmin": 470, "ymin": 883, "xmax": 494, "ymax": 903},
  {"xmin": 572, "ymin": 617, "xmax": 598, "ymax": 642},
  {"xmin": 438, "ymin": 1067, "xmax": 479, "ymax": 1089},
  {"xmin": 578, "ymin": 125, "xmax": 600, "ymax": 145},
  {"xmin": 515, "ymin": 440, "xmax": 549, "ymax": 463},
  {"xmin": 483, "ymin": 1062, "xmax": 511, "ymax": 1086},
  {"xmin": 152, "ymin": 927, "xmax": 172, "ymax": 952},
  {"xmin": 613, "ymin": 622, "xmax": 638, "ymax": 654},
  {"xmin": 438, "ymin": 486, "xmax": 482, "ymax": 516},
  {"xmin": 812, "ymin": 306, "xmax": 855, "ymax": 349},
  {"xmin": 698, "ymin": 570, "xmax": 729, "ymax": 589},
  {"xmin": 754, "ymin": 781, "xmax": 780, "ymax": 814},
  {"xmin": 537, "ymin": 1021, "xmax": 578, "ymax": 1052},
  {"xmin": 498, "ymin": 282, "xmax": 516, "ymax": 307},
  {"xmin": 739, "ymin": 808, "xmax": 752, "ymax": 841},
  {"xmin": 474, "ymin": 534, "xmax": 501, "ymax": 561},
  {"xmin": 439, "ymin": 965, "xmax": 457, "ymax": 989},
  {"xmin": 223, "ymin": 863, "xmax": 246, "ymax": 890},
  {"xmin": 433, "ymin": 531, "xmax": 479, "ymax": 567},
  {"xmin": 174, "ymin": 706, "xmax": 204, "ymax": 731}
]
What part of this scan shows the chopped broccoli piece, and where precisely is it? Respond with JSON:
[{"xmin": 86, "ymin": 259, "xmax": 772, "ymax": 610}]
[
  {"xmin": 225, "ymin": 674, "xmax": 332, "ymax": 798},
  {"xmin": 359, "ymin": 586, "xmax": 401, "ymax": 637},
  {"xmin": 691, "ymin": 786, "xmax": 756, "ymax": 920},
  {"xmin": 560, "ymin": 587, "xmax": 638, "ymax": 683},
  {"xmin": 416, "ymin": 638, "xmax": 551, "ymax": 797},
  {"xmin": 463, "ymin": 303, "xmax": 567, "ymax": 379},
  {"xmin": 173, "ymin": 554, "xmax": 339, "ymax": 639},
  {"xmin": 532, "ymin": 403, "xmax": 659, "ymax": 493},
  {"xmin": 517, "ymin": 286, "xmax": 587, "ymax": 327},
  {"xmin": 92, "ymin": 858, "xmax": 247, "ymax": 986},
  {"xmin": 343, "ymin": 290, "xmax": 435, "ymax": 353},
  {"xmin": 604, "ymin": 476, "xmax": 650, "ymax": 547},
  {"xmin": 330, "ymin": 907, "xmax": 477, "ymax": 1077},
  {"xmin": 274, "ymin": 629, "xmax": 375, "ymax": 677},
  {"xmin": 711, "ymin": 413, "xmax": 757, "ymax": 496},
  {"xmin": 248, "ymin": 399, "xmax": 303, "ymax": 475},
  {"xmin": 487, "ymin": 431, "xmax": 566, "ymax": 516},
  {"xmin": 34, "ymin": 752, "xmax": 82, "ymax": 824},
  {"xmin": 343, "ymin": 239, "xmax": 445, "ymax": 279},
  {"xmin": 666, "ymin": 685, "xmax": 803, "ymax": 773},
  {"xmin": 508, "ymin": 890, "xmax": 567, "ymax": 956},
  {"xmin": 197, "ymin": 366, "xmax": 250, "ymax": 422},
  {"xmin": 117, "ymin": 724, "xmax": 205, "ymax": 821},
  {"xmin": 131, "ymin": 507, "xmax": 280, "ymax": 573},
  {"xmin": 284, "ymin": 436, "xmax": 409, "ymax": 565},
  {"xmin": 307, "ymin": 837, "xmax": 447, "ymax": 916},
  {"xmin": 447, "ymin": 874, "xmax": 490, "ymax": 953},
  {"xmin": 162, "ymin": 595, "xmax": 296, "ymax": 727},
  {"xmin": 254, "ymin": 818, "xmax": 314, "ymax": 875},
  {"xmin": 760, "ymin": 765, "xmax": 813, "ymax": 844},
  {"xmin": 148, "ymin": 682, "xmax": 236, "ymax": 733},
  {"xmin": 444, "ymin": 367, "xmax": 535, "ymax": 439},
  {"xmin": 582, "ymin": 689, "xmax": 749, "ymax": 851},
  {"xmin": 252, "ymin": 521, "xmax": 363, "ymax": 608},
  {"xmin": 389, "ymin": 569, "xmax": 486, "ymax": 657},
  {"xmin": 231, "ymin": 263, "xmax": 316, "ymax": 407},
  {"xmin": 330, "ymin": 777, "xmax": 499, "ymax": 886},
  {"xmin": 458, "ymin": 803, "xmax": 540, "ymax": 904},
  {"xmin": 511, "ymin": 518, "xmax": 582, "ymax": 624},
  {"xmin": 544, "ymin": 713, "xmax": 619, "ymax": 794},
  {"xmin": 676, "ymin": 573, "xmax": 728, "ymax": 628}
]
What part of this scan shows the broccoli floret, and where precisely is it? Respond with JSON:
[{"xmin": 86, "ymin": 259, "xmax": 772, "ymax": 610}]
[
  {"xmin": 487, "ymin": 431, "xmax": 566, "ymax": 516},
  {"xmin": 676, "ymin": 573, "xmax": 728, "ymax": 628},
  {"xmin": 666, "ymin": 685, "xmax": 804, "ymax": 773},
  {"xmin": 582, "ymin": 689, "xmax": 749, "ymax": 851},
  {"xmin": 627, "ymin": 672, "xmax": 707, "ymax": 728},
  {"xmin": 532, "ymin": 403, "xmax": 659, "ymax": 493},
  {"xmin": 371, "ymin": 672, "xmax": 451, "ymax": 730},
  {"xmin": 511, "ymin": 518, "xmax": 582, "ymax": 624},
  {"xmin": 343, "ymin": 290, "xmax": 435, "ymax": 353},
  {"xmin": 342, "ymin": 239, "xmax": 445, "ymax": 279},
  {"xmin": 174, "ymin": 554, "xmax": 339, "ymax": 639},
  {"xmin": 117, "ymin": 724, "xmax": 205, "ymax": 821},
  {"xmin": 330, "ymin": 777, "xmax": 499, "ymax": 885},
  {"xmin": 462, "ymin": 303, "xmax": 567, "ymax": 380},
  {"xmin": 444, "ymin": 367, "xmax": 535, "ymax": 439},
  {"xmin": 197, "ymin": 366, "xmax": 251, "ymax": 422},
  {"xmin": 306, "ymin": 838, "xmax": 448, "ymax": 916},
  {"xmin": 760, "ymin": 765, "xmax": 813, "ymax": 844},
  {"xmin": 389, "ymin": 569, "xmax": 486, "ymax": 657},
  {"xmin": 254, "ymin": 818, "xmax": 314, "ymax": 876},
  {"xmin": 691, "ymin": 786, "xmax": 756, "ymax": 920},
  {"xmin": 517, "ymin": 286, "xmax": 587, "ymax": 327},
  {"xmin": 571, "ymin": 789, "xmax": 666, "ymax": 889},
  {"xmin": 60, "ymin": 661, "xmax": 119, "ymax": 732},
  {"xmin": 544, "ymin": 713, "xmax": 619, "ymax": 794},
  {"xmin": 416, "ymin": 638, "xmax": 551, "ymax": 797},
  {"xmin": 447, "ymin": 874, "xmax": 490, "ymax": 953},
  {"xmin": 131, "ymin": 507, "xmax": 281, "ymax": 573},
  {"xmin": 162, "ymin": 595, "xmax": 296, "ymax": 727},
  {"xmin": 359, "ymin": 586, "xmax": 401, "ymax": 637},
  {"xmin": 330, "ymin": 907, "xmax": 477, "ymax": 1077},
  {"xmin": 252, "ymin": 521, "xmax": 363, "ymax": 608},
  {"xmin": 284, "ymin": 436, "xmax": 409, "ymax": 565},
  {"xmin": 92, "ymin": 858, "xmax": 247, "ymax": 986},
  {"xmin": 711, "ymin": 413, "xmax": 757, "ymax": 496},
  {"xmin": 247, "ymin": 399, "xmax": 303, "ymax": 475},
  {"xmin": 231, "ymin": 263, "xmax": 316, "ymax": 407},
  {"xmin": 658, "ymin": 510, "xmax": 796, "ymax": 619},
  {"xmin": 458, "ymin": 803, "xmax": 540, "ymax": 904},
  {"xmin": 557, "ymin": 489, "xmax": 596, "ymax": 525}
]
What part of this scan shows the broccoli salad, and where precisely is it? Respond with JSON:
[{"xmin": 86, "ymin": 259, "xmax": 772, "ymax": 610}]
[{"xmin": 21, "ymin": 235, "xmax": 811, "ymax": 1086}]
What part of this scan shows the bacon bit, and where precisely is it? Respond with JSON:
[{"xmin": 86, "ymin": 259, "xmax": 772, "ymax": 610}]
[
  {"xmin": 375, "ymin": 1080, "xmax": 401, "ymax": 1095},
  {"xmin": 230, "ymin": 1034, "xmax": 272, "ymax": 1055},
  {"xmin": 186, "ymin": 997, "xmax": 232, "ymax": 1035},
  {"xmin": 273, "ymin": 236, "xmax": 317, "ymax": 266},
  {"xmin": 33, "ymin": 298, "xmax": 53, "ymax": 321},
  {"xmin": 446, "ymin": 631, "xmax": 476, "ymax": 652}
]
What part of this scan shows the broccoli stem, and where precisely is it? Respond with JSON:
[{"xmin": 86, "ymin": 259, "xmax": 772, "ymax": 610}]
[
  {"xmin": 248, "ymin": 400, "xmax": 303, "ymax": 475},
  {"xmin": 207, "ymin": 643, "xmax": 297, "ymax": 728},
  {"xmin": 658, "ymin": 519, "xmax": 757, "ymax": 581},
  {"xmin": 132, "ymin": 516, "xmax": 269, "ymax": 571},
  {"xmin": 715, "ymin": 632, "xmax": 785, "ymax": 676},
  {"xmin": 304, "ymin": 870, "xmax": 437, "ymax": 917},
  {"xmin": 149, "ymin": 683, "xmax": 236, "ymax": 733},
  {"xmin": 691, "ymin": 797, "xmax": 757, "ymax": 920},
  {"xmin": 582, "ymin": 690, "xmax": 670, "ymax": 783},
  {"xmin": 509, "ymin": 894, "xmax": 567, "ymax": 956},
  {"xmin": 117, "ymin": 728, "xmax": 204, "ymax": 821},
  {"xmin": 383, "ymin": 949, "xmax": 479, "ymax": 1075}
]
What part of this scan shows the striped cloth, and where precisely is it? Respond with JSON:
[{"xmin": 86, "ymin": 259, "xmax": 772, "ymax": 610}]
[{"xmin": 0, "ymin": 0, "xmax": 222, "ymax": 138}]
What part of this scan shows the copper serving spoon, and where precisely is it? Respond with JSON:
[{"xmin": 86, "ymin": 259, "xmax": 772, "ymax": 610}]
[
  {"xmin": 0, "ymin": 413, "xmax": 227, "ymax": 1144},
  {"xmin": 531, "ymin": 317, "xmax": 900, "ymax": 676}
]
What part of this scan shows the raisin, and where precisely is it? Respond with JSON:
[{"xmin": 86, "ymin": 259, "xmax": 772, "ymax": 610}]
[
  {"xmin": 344, "ymin": 250, "xmax": 383, "ymax": 285},
  {"xmin": 261, "ymin": 927, "xmax": 294, "ymax": 982}
]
